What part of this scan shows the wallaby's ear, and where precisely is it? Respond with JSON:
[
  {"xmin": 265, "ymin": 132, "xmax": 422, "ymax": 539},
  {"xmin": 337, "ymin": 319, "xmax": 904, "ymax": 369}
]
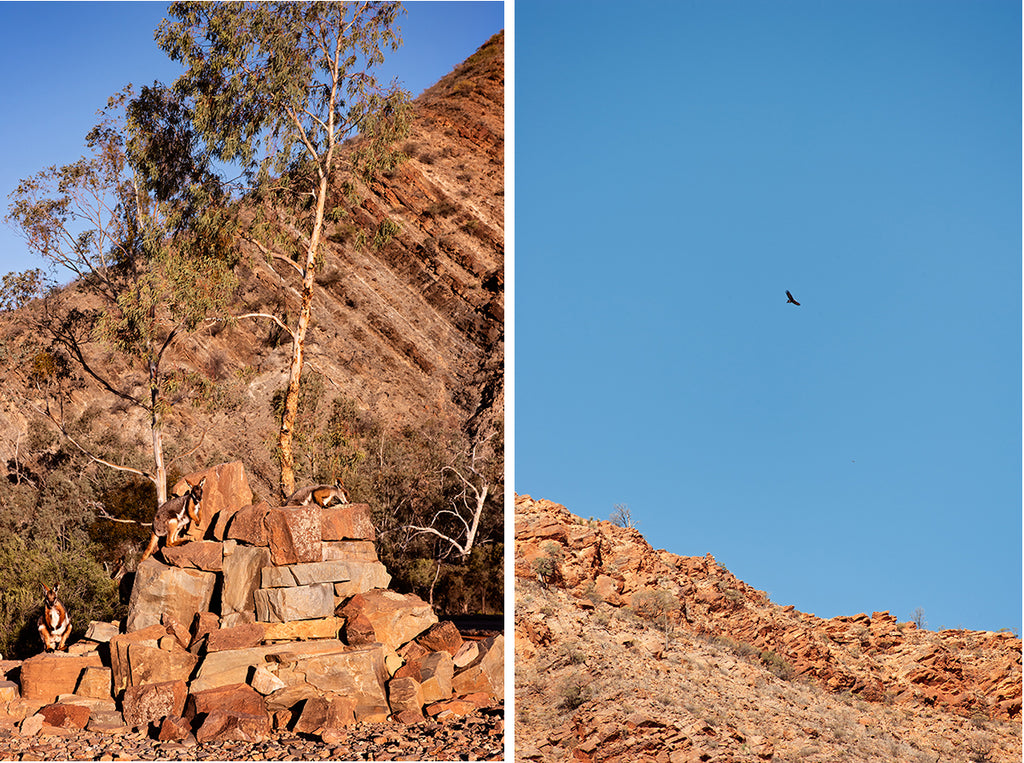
[{"xmin": 197, "ymin": 477, "xmax": 206, "ymax": 489}]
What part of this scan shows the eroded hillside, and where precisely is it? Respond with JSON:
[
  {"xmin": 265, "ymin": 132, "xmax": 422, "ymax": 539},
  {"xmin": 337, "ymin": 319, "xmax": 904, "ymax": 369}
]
[
  {"xmin": 0, "ymin": 32, "xmax": 504, "ymax": 501},
  {"xmin": 515, "ymin": 494, "xmax": 1021, "ymax": 763}
]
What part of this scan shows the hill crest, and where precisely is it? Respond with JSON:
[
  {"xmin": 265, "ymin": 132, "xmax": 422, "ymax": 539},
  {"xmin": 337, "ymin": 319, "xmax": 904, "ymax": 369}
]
[{"xmin": 515, "ymin": 493, "xmax": 1021, "ymax": 762}]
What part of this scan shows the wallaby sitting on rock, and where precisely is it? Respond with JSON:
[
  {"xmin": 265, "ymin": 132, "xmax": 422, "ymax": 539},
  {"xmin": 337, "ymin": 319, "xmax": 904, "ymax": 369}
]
[
  {"xmin": 284, "ymin": 479, "xmax": 350, "ymax": 508},
  {"xmin": 38, "ymin": 583, "xmax": 71, "ymax": 653},
  {"xmin": 140, "ymin": 477, "xmax": 206, "ymax": 563}
]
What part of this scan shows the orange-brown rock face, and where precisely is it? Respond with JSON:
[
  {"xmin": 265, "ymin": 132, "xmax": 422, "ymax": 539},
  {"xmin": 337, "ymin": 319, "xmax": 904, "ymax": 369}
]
[{"xmin": 515, "ymin": 494, "xmax": 1022, "ymax": 763}]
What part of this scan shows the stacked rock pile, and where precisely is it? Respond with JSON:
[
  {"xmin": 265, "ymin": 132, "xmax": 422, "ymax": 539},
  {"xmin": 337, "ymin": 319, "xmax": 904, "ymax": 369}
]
[{"xmin": 0, "ymin": 462, "xmax": 503, "ymax": 745}]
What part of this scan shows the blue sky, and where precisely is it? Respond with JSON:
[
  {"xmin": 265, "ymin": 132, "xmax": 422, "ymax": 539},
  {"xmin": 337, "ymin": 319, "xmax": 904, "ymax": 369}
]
[
  {"xmin": 515, "ymin": 0, "xmax": 1021, "ymax": 633},
  {"xmin": 0, "ymin": 0, "xmax": 504, "ymax": 277}
]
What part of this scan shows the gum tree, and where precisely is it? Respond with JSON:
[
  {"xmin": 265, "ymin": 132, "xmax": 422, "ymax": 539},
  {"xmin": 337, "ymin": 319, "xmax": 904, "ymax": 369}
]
[
  {"xmin": 156, "ymin": 1, "xmax": 412, "ymax": 497},
  {"xmin": 4, "ymin": 86, "xmax": 233, "ymax": 505}
]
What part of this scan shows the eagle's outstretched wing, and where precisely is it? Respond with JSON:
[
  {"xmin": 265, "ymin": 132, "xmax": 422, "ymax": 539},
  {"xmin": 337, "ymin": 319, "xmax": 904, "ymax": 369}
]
[{"xmin": 786, "ymin": 290, "xmax": 800, "ymax": 306}]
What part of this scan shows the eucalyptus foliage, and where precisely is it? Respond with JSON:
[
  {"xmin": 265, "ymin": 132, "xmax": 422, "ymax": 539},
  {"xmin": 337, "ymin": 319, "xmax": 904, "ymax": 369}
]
[{"xmin": 156, "ymin": 1, "xmax": 413, "ymax": 496}]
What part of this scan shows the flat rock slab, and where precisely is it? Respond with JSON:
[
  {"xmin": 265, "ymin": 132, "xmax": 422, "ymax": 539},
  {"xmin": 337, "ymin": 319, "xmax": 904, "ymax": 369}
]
[
  {"xmin": 320, "ymin": 504, "xmax": 376, "ymax": 541},
  {"xmin": 126, "ymin": 560, "xmax": 216, "ymax": 633},
  {"xmin": 122, "ymin": 680, "xmax": 187, "ymax": 728},
  {"xmin": 290, "ymin": 645, "xmax": 388, "ymax": 707},
  {"xmin": 322, "ymin": 541, "xmax": 381, "ymax": 562},
  {"xmin": 261, "ymin": 560, "xmax": 390, "ymax": 590},
  {"xmin": 20, "ymin": 653, "xmax": 104, "ymax": 703},
  {"xmin": 190, "ymin": 640, "xmax": 347, "ymax": 694},
  {"xmin": 205, "ymin": 623, "xmax": 266, "ymax": 653},
  {"xmin": 266, "ymin": 506, "xmax": 322, "ymax": 565},
  {"xmin": 262, "ymin": 617, "xmax": 344, "ymax": 643},
  {"xmin": 255, "ymin": 582, "xmax": 334, "ymax": 623},
  {"xmin": 160, "ymin": 541, "xmax": 224, "ymax": 571},
  {"xmin": 338, "ymin": 590, "xmax": 438, "ymax": 650},
  {"xmin": 221, "ymin": 544, "xmax": 271, "ymax": 618}
]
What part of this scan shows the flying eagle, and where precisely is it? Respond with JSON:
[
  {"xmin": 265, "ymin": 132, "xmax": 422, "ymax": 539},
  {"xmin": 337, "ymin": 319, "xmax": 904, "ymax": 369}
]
[{"xmin": 786, "ymin": 290, "xmax": 800, "ymax": 306}]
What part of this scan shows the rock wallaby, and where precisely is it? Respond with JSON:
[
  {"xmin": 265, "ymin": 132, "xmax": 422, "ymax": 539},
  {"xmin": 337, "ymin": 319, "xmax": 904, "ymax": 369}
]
[
  {"xmin": 38, "ymin": 583, "xmax": 70, "ymax": 653},
  {"xmin": 284, "ymin": 480, "xmax": 350, "ymax": 508},
  {"xmin": 139, "ymin": 477, "xmax": 206, "ymax": 563}
]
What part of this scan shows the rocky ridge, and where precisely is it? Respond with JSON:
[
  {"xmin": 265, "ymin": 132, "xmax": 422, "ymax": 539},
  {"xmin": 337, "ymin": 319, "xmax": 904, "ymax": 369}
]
[
  {"xmin": 515, "ymin": 494, "xmax": 1021, "ymax": 762},
  {"xmin": 0, "ymin": 464, "xmax": 503, "ymax": 760}
]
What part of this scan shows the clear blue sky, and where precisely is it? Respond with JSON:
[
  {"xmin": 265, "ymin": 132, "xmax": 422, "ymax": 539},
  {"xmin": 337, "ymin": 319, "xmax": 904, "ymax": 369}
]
[
  {"xmin": 0, "ymin": 0, "xmax": 504, "ymax": 277},
  {"xmin": 515, "ymin": 0, "xmax": 1021, "ymax": 633}
]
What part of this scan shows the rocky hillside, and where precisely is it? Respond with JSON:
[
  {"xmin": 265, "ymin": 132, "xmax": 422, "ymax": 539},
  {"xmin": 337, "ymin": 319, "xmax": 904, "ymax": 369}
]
[
  {"xmin": 0, "ymin": 31, "xmax": 504, "ymax": 501},
  {"xmin": 515, "ymin": 494, "xmax": 1022, "ymax": 762}
]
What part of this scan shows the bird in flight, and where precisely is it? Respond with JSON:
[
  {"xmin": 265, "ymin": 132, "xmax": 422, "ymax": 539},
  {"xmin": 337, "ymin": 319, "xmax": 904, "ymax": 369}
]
[{"xmin": 785, "ymin": 290, "xmax": 800, "ymax": 306}]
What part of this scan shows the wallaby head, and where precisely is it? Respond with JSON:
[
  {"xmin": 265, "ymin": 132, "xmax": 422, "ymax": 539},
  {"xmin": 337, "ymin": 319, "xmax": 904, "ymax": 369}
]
[{"xmin": 41, "ymin": 583, "xmax": 59, "ymax": 607}]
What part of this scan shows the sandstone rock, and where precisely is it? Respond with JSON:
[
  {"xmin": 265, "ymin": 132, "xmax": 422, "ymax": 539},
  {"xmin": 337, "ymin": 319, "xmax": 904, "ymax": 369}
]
[
  {"xmin": 344, "ymin": 611, "xmax": 377, "ymax": 646},
  {"xmin": 189, "ymin": 612, "xmax": 220, "ymax": 651},
  {"xmin": 320, "ymin": 503, "xmax": 376, "ymax": 541},
  {"xmin": 20, "ymin": 714, "xmax": 44, "ymax": 737},
  {"xmin": 109, "ymin": 624, "xmax": 170, "ymax": 694},
  {"xmin": 425, "ymin": 698, "xmax": 478, "ymax": 720},
  {"xmin": 452, "ymin": 640, "xmax": 482, "ymax": 669},
  {"xmin": 387, "ymin": 676, "xmax": 424, "ymax": 715},
  {"xmin": 191, "ymin": 640, "xmax": 347, "ymax": 694},
  {"xmin": 20, "ymin": 653, "xmax": 104, "ymax": 702},
  {"xmin": 195, "ymin": 709, "xmax": 271, "ymax": 743},
  {"xmin": 83, "ymin": 621, "xmax": 120, "ymax": 643},
  {"xmin": 185, "ymin": 683, "xmax": 265, "ymax": 723},
  {"xmin": 266, "ymin": 505, "xmax": 323, "ymax": 565},
  {"xmin": 354, "ymin": 705, "xmax": 389, "ymax": 723},
  {"xmin": 420, "ymin": 651, "xmax": 455, "ymax": 703},
  {"xmin": 337, "ymin": 590, "xmax": 438, "ymax": 650},
  {"xmin": 226, "ymin": 502, "xmax": 272, "ymax": 546},
  {"xmin": 294, "ymin": 695, "xmax": 356, "ymax": 735},
  {"xmin": 322, "ymin": 540, "xmax": 380, "ymax": 562},
  {"xmin": 172, "ymin": 461, "xmax": 253, "ymax": 535},
  {"xmin": 293, "ymin": 696, "xmax": 330, "ymax": 734},
  {"xmin": 205, "ymin": 623, "xmax": 266, "ymax": 652},
  {"xmin": 221, "ymin": 544, "xmax": 272, "ymax": 619},
  {"xmin": 122, "ymin": 680, "xmax": 187, "ymax": 728},
  {"xmin": 161, "ymin": 614, "xmax": 192, "ymax": 650},
  {"xmin": 416, "ymin": 621, "xmax": 464, "ymax": 656},
  {"xmin": 126, "ymin": 559, "xmax": 217, "ymax": 633},
  {"xmin": 126, "ymin": 643, "xmax": 198, "ymax": 688},
  {"xmin": 278, "ymin": 644, "xmax": 389, "ymax": 707},
  {"xmin": 158, "ymin": 715, "xmax": 194, "ymax": 742},
  {"xmin": 262, "ymin": 617, "xmax": 344, "ymax": 642},
  {"xmin": 86, "ymin": 709, "xmax": 126, "ymax": 731},
  {"xmin": 74, "ymin": 667, "xmax": 112, "ymax": 700},
  {"xmin": 0, "ymin": 679, "xmax": 19, "ymax": 702},
  {"xmin": 39, "ymin": 702, "xmax": 90, "ymax": 729},
  {"xmin": 160, "ymin": 540, "xmax": 224, "ymax": 571},
  {"xmin": 255, "ymin": 582, "xmax": 335, "ymax": 623},
  {"xmin": 249, "ymin": 666, "xmax": 286, "ymax": 696},
  {"xmin": 394, "ymin": 708, "xmax": 426, "ymax": 724},
  {"xmin": 452, "ymin": 634, "xmax": 503, "ymax": 698},
  {"xmin": 261, "ymin": 559, "xmax": 390, "ymax": 591}
]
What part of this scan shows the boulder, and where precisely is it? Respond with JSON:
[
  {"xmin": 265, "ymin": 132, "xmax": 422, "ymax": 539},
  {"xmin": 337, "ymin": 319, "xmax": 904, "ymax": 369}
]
[
  {"xmin": 266, "ymin": 505, "xmax": 322, "ymax": 565},
  {"xmin": 285, "ymin": 644, "xmax": 388, "ymax": 707},
  {"xmin": 262, "ymin": 617, "xmax": 344, "ymax": 643},
  {"xmin": 161, "ymin": 614, "xmax": 192, "ymax": 650},
  {"xmin": 337, "ymin": 590, "xmax": 438, "ymax": 650},
  {"xmin": 320, "ymin": 504, "xmax": 376, "ymax": 541},
  {"xmin": 0, "ymin": 680, "xmax": 19, "ymax": 702},
  {"xmin": 160, "ymin": 541, "xmax": 224, "ymax": 572},
  {"xmin": 185, "ymin": 683, "xmax": 265, "ymax": 723},
  {"xmin": 158, "ymin": 715, "xmax": 194, "ymax": 742},
  {"xmin": 126, "ymin": 559, "xmax": 217, "ymax": 633},
  {"xmin": 249, "ymin": 666, "xmax": 286, "ymax": 696},
  {"xmin": 20, "ymin": 653, "xmax": 104, "ymax": 702},
  {"xmin": 416, "ymin": 621, "xmax": 464, "ymax": 656},
  {"xmin": 191, "ymin": 641, "xmax": 346, "ymax": 694},
  {"xmin": 343, "ymin": 611, "xmax": 377, "ymax": 646},
  {"xmin": 122, "ymin": 680, "xmax": 187, "ymax": 728},
  {"xmin": 425, "ymin": 698, "xmax": 479, "ymax": 720},
  {"xmin": 452, "ymin": 634, "xmax": 503, "ymax": 698},
  {"xmin": 172, "ymin": 461, "xmax": 253, "ymax": 536},
  {"xmin": 39, "ymin": 702, "xmax": 90, "ymax": 729},
  {"xmin": 419, "ymin": 651, "xmax": 455, "ymax": 703},
  {"xmin": 126, "ymin": 643, "xmax": 198, "ymax": 688},
  {"xmin": 226, "ymin": 502, "xmax": 272, "ymax": 546},
  {"xmin": 189, "ymin": 612, "xmax": 220, "ymax": 651},
  {"xmin": 83, "ymin": 621, "xmax": 120, "ymax": 643},
  {"xmin": 74, "ymin": 667, "xmax": 112, "ymax": 700},
  {"xmin": 205, "ymin": 623, "xmax": 266, "ymax": 653},
  {"xmin": 255, "ymin": 582, "xmax": 335, "ymax": 623},
  {"xmin": 322, "ymin": 540, "xmax": 381, "ymax": 562},
  {"xmin": 221, "ymin": 544, "xmax": 271, "ymax": 619},
  {"xmin": 195, "ymin": 709, "xmax": 271, "ymax": 743},
  {"xmin": 387, "ymin": 677, "xmax": 424, "ymax": 716},
  {"xmin": 261, "ymin": 560, "xmax": 389, "ymax": 590},
  {"xmin": 109, "ymin": 625, "xmax": 171, "ymax": 694}
]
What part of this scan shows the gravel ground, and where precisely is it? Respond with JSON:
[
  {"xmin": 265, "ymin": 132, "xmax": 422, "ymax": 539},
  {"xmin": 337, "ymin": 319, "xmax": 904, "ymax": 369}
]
[{"xmin": 0, "ymin": 705, "xmax": 504, "ymax": 761}]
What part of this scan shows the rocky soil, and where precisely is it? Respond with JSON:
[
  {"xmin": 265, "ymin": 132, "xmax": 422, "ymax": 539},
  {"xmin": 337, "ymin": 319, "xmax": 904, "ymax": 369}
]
[
  {"xmin": 0, "ymin": 708, "xmax": 504, "ymax": 761},
  {"xmin": 515, "ymin": 494, "xmax": 1021, "ymax": 763}
]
